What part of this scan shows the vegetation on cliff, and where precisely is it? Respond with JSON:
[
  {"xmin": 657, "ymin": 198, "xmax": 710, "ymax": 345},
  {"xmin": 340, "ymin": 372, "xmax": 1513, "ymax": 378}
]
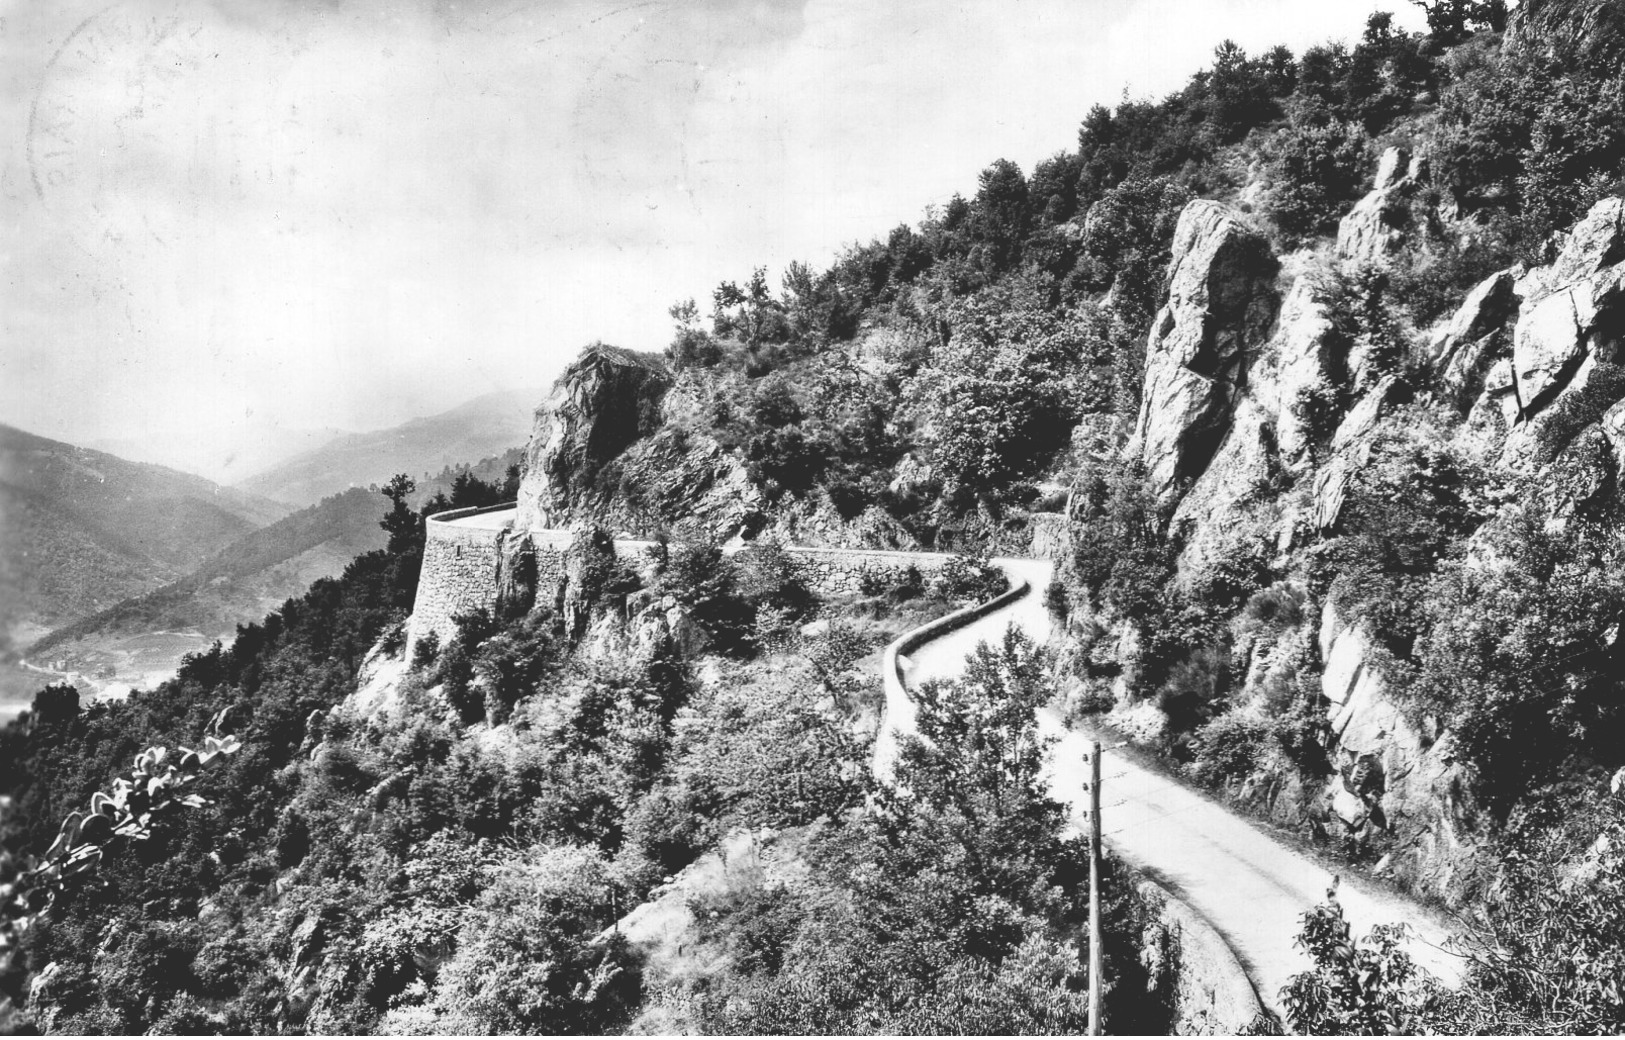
[{"xmin": 9, "ymin": 0, "xmax": 1625, "ymax": 1033}]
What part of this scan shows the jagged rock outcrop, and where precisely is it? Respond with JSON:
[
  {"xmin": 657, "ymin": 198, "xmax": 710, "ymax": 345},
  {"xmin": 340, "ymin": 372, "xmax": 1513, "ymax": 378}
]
[
  {"xmin": 1508, "ymin": 0, "xmax": 1625, "ymax": 63},
  {"xmin": 1497, "ymin": 197, "xmax": 1625, "ymax": 469},
  {"xmin": 1266, "ymin": 277, "xmax": 1336, "ymax": 468},
  {"xmin": 1336, "ymin": 147, "xmax": 1428, "ymax": 265},
  {"xmin": 1431, "ymin": 269, "xmax": 1520, "ymax": 412},
  {"xmin": 1319, "ymin": 601, "xmax": 1478, "ymax": 897},
  {"xmin": 1312, "ymin": 376, "xmax": 1400, "ymax": 531},
  {"xmin": 514, "ymin": 344, "xmax": 674, "ymax": 531},
  {"xmin": 1133, "ymin": 201, "xmax": 1280, "ymax": 502}
]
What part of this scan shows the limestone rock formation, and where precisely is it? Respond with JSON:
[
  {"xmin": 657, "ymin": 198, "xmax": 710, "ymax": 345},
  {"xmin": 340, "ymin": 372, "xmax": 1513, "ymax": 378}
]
[
  {"xmin": 514, "ymin": 344, "xmax": 674, "ymax": 531},
  {"xmin": 1133, "ymin": 200, "xmax": 1279, "ymax": 502},
  {"xmin": 1336, "ymin": 147, "xmax": 1427, "ymax": 265}
]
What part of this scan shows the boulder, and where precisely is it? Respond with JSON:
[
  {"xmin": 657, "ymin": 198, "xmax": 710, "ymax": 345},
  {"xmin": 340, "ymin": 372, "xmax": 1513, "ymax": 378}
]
[
  {"xmin": 1544, "ymin": 196, "xmax": 1625, "ymax": 290},
  {"xmin": 1133, "ymin": 200, "xmax": 1279, "ymax": 502},
  {"xmin": 1511, "ymin": 284, "xmax": 1593, "ymax": 415},
  {"xmin": 1468, "ymin": 198, "xmax": 1625, "ymax": 469},
  {"xmin": 515, "ymin": 344, "xmax": 673, "ymax": 531}
]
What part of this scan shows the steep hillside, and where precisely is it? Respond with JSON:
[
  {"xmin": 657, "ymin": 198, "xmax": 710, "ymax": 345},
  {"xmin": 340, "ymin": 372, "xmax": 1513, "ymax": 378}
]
[
  {"xmin": 0, "ymin": 424, "xmax": 290, "ymax": 648},
  {"xmin": 236, "ymin": 389, "xmax": 539, "ymax": 506},
  {"xmin": 499, "ymin": 7, "xmax": 1625, "ymax": 1027},
  {"xmin": 10, "ymin": 4, "xmax": 1625, "ymax": 1036},
  {"xmin": 22, "ymin": 451, "xmax": 523, "ymax": 698}
]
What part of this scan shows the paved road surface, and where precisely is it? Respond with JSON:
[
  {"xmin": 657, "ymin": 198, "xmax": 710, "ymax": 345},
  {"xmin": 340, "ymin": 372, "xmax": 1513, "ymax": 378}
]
[{"xmin": 891, "ymin": 557, "xmax": 1466, "ymax": 1016}]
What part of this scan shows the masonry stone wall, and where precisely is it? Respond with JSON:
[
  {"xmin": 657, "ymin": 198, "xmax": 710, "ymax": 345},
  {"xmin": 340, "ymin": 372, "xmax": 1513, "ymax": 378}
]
[
  {"xmin": 779, "ymin": 545, "xmax": 954, "ymax": 596},
  {"xmin": 407, "ymin": 505, "xmax": 520, "ymax": 654},
  {"xmin": 409, "ymin": 508, "xmax": 967, "ymax": 651}
]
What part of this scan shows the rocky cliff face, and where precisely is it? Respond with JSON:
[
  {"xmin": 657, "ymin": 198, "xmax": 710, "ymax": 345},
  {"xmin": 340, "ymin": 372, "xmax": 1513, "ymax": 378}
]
[
  {"xmin": 514, "ymin": 344, "xmax": 674, "ymax": 532},
  {"xmin": 1498, "ymin": 198, "xmax": 1625, "ymax": 471},
  {"xmin": 1080, "ymin": 141, "xmax": 1625, "ymax": 903},
  {"xmin": 1508, "ymin": 0, "xmax": 1625, "ymax": 62},
  {"xmin": 1132, "ymin": 201, "xmax": 1280, "ymax": 506},
  {"xmin": 1336, "ymin": 147, "xmax": 1430, "ymax": 266}
]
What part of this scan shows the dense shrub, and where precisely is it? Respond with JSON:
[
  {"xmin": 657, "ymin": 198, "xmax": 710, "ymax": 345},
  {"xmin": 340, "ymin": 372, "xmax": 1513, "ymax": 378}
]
[
  {"xmin": 934, "ymin": 552, "xmax": 1008, "ymax": 602},
  {"xmin": 1407, "ymin": 507, "xmax": 1625, "ymax": 813},
  {"xmin": 1263, "ymin": 115, "xmax": 1370, "ymax": 238}
]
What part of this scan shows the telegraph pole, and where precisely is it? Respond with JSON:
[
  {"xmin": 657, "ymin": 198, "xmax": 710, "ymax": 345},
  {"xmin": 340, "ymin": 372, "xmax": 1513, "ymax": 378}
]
[{"xmin": 1088, "ymin": 739, "xmax": 1103, "ymax": 1037}]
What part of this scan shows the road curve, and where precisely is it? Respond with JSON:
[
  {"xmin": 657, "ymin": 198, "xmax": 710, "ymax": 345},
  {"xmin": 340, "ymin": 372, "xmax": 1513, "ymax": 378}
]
[
  {"xmin": 438, "ymin": 512, "xmax": 1467, "ymax": 1011},
  {"xmin": 885, "ymin": 556, "xmax": 1466, "ymax": 1017}
]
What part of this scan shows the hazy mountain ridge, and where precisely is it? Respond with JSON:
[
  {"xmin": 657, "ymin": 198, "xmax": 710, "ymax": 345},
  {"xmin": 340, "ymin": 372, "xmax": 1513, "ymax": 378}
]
[
  {"xmin": 22, "ymin": 447, "xmax": 525, "ymax": 693},
  {"xmin": 86, "ymin": 421, "xmax": 350, "ymax": 488},
  {"xmin": 235, "ymin": 389, "xmax": 541, "ymax": 506},
  {"xmin": 0, "ymin": 423, "xmax": 291, "ymax": 647}
]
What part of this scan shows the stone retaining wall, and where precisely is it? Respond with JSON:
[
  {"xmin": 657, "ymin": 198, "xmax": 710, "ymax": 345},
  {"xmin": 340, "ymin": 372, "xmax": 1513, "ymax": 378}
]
[
  {"xmin": 408, "ymin": 505, "xmax": 526, "ymax": 654},
  {"xmin": 409, "ymin": 509, "xmax": 963, "ymax": 650}
]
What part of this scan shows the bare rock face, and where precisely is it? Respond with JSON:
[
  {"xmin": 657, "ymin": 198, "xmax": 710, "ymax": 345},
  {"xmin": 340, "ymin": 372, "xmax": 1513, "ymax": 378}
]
[
  {"xmin": 1336, "ymin": 147, "xmax": 1427, "ymax": 265},
  {"xmin": 1508, "ymin": 0, "xmax": 1625, "ymax": 65},
  {"xmin": 1311, "ymin": 376, "xmax": 1399, "ymax": 531},
  {"xmin": 1133, "ymin": 201, "xmax": 1280, "ymax": 502},
  {"xmin": 1497, "ymin": 198, "xmax": 1625, "ymax": 470},
  {"xmin": 1318, "ymin": 601, "xmax": 1478, "ymax": 898},
  {"xmin": 1430, "ymin": 269, "xmax": 1520, "ymax": 412},
  {"xmin": 1266, "ymin": 277, "xmax": 1336, "ymax": 468},
  {"xmin": 514, "ymin": 344, "xmax": 673, "ymax": 531}
]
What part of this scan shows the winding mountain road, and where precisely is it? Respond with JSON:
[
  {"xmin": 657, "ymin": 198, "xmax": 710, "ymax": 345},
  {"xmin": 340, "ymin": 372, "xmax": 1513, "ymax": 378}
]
[
  {"xmin": 882, "ymin": 557, "xmax": 1466, "ymax": 1017},
  {"xmin": 440, "ymin": 509, "xmax": 1464, "ymax": 1013}
]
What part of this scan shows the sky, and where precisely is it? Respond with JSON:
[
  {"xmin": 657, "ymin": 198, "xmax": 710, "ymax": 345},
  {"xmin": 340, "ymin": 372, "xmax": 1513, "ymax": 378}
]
[{"xmin": 0, "ymin": 0, "xmax": 1422, "ymax": 479}]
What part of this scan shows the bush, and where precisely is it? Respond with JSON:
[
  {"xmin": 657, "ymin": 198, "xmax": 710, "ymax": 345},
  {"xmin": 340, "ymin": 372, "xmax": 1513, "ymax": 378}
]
[
  {"xmin": 1263, "ymin": 115, "xmax": 1370, "ymax": 239},
  {"xmin": 1043, "ymin": 579, "xmax": 1070, "ymax": 619},
  {"xmin": 1189, "ymin": 710, "xmax": 1277, "ymax": 787},
  {"xmin": 1241, "ymin": 582, "xmax": 1306, "ymax": 633},
  {"xmin": 411, "ymin": 630, "xmax": 440, "ymax": 670},
  {"xmin": 934, "ymin": 552, "xmax": 1008, "ymax": 602}
]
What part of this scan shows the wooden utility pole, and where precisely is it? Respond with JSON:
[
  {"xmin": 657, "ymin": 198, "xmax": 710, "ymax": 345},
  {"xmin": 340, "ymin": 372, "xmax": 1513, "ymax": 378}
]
[{"xmin": 1088, "ymin": 739, "xmax": 1103, "ymax": 1037}]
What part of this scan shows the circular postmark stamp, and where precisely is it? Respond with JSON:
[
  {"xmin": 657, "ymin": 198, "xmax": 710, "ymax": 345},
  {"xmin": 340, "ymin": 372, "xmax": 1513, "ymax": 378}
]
[{"xmin": 26, "ymin": 1, "xmax": 209, "ymax": 257}]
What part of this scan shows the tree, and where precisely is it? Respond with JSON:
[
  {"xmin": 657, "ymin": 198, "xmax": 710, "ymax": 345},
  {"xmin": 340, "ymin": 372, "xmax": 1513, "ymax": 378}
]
[
  {"xmin": 380, "ymin": 474, "xmax": 420, "ymax": 556},
  {"xmin": 969, "ymin": 158, "xmax": 1032, "ymax": 277},
  {"xmin": 1412, "ymin": 0, "xmax": 1509, "ymax": 47}
]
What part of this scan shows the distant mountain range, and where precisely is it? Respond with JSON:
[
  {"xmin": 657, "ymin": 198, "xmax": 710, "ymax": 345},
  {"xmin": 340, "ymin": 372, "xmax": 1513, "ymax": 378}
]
[
  {"xmin": 1, "ymin": 394, "xmax": 533, "ymax": 716},
  {"xmin": 21, "ymin": 446, "xmax": 525, "ymax": 700},
  {"xmin": 0, "ymin": 423, "xmax": 292, "ymax": 650},
  {"xmin": 87, "ymin": 421, "xmax": 349, "ymax": 488},
  {"xmin": 234, "ymin": 389, "xmax": 541, "ymax": 506}
]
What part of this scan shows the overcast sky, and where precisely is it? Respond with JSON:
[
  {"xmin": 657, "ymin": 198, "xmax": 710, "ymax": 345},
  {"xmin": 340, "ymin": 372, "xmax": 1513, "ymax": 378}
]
[{"xmin": 0, "ymin": 0, "xmax": 1421, "ymax": 473}]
